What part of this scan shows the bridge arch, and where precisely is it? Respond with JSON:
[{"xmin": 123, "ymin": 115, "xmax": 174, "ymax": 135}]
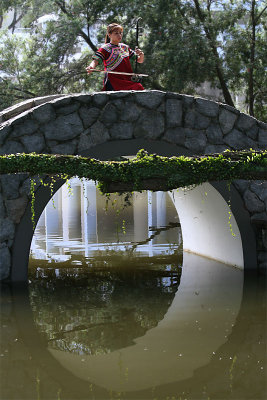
[{"xmin": 0, "ymin": 91, "xmax": 266, "ymax": 281}]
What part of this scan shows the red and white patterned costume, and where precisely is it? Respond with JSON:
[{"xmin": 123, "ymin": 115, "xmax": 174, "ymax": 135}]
[{"xmin": 93, "ymin": 43, "xmax": 144, "ymax": 91}]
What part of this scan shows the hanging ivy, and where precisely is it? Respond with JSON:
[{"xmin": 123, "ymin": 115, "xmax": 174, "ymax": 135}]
[{"xmin": 0, "ymin": 149, "xmax": 266, "ymax": 194}]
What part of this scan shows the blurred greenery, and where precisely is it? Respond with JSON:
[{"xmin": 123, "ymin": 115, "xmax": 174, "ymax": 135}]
[{"xmin": 0, "ymin": 0, "xmax": 266, "ymax": 120}]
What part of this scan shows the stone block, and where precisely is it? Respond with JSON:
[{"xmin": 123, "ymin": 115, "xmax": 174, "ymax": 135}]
[
  {"xmin": 50, "ymin": 141, "xmax": 77, "ymax": 155},
  {"xmin": 52, "ymin": 97, "xmax": 72, "ymax": 107},
  {"xmin": 250, "ymin": 182, "xmax": 267, "ymax": 202},
  {"xmin": 195, "ymin": 98, "xmax": 219, "ymax": 117},
  {"xmin": 90, "ymin": 121, "xmax": 110, "ymax": 144},
  {"xmin": 0, "ymin": 245, "xmax": 11, "ymax": 280},
  {"xmin": 258, "ymin": 129, "xmax": 267, "ymax": 146},
  {"xmin": 0, "ymin": 124, "xmax": 12, "ymax": 146},
  {"xmin": 244, "ymin": 190, "xmax": 265, "ymax": 213},
  {"xmin": 0, "ymin": 175, "xmax": 22, "ymax": 199},
  {"xmin": 182, "ymin": 95, "xmax": 194, "ymax": 107},
  {"xmin": 107, "ymin": 91, "xmax": 130, "ymax": 99},
  {"xmin": 78, "ymin": 132, "xmax": 93, "ymax": 153},
  {"xmin": 73, "ymin": 94, "xmax": 92, "ymax": 104},
  {"xmin": 0, "ymin": 192, "xmax": 6, "ymax": 218},
  {"xmin": 99, "ymin": 104, "xmax": 118, "ymax": 126},
  {"xmin": 233, "ymin": 180, "xmax": 250, "ymax": 195},
  {"xmin": 165, "ymin": 92, "xmax": 183, "ymax": 99},
  {"xmin": 109, "ymin": 122, "xmax": 133, "ymax": 139},
  {"xmin": 112, "ymin": 99, "xmax": 124, "ymax": 110},
  {"xmin": 56, "ymin": 102, "xmax": 80, "ymax": 115},
  {"xmin": 79, "ymin": 107, "xmax": 100, "ymax": 128},
  {"xmin": 32, "ymin": 103, "xmax": 56, "ymax": 124},
  {"xmin": 246, "ymin": 124, "xmax": 258, "ymax": 140},
  {"xmin": 195, "ymin": 112, "xmax": 211, "ymax": 129},
  {"xmin": 120, "ymin": 102, "xmax": 141, "ymax": 122},
  {"xmin": 184, "ymin": 110, "xmax": 196, "ymax": 128},
  {"xmin": 258, "ymin": 121, "xmax": 267, "ymax": 130},
  {"xmin": 219, "ymin": 108, "xmax": 238, "ymax": 134},
  {"xmin": 92, "ymin": 93, "xmax": 108, "ymax": 107},
  {"xmin": 185, "ymin": 128, "xmax": 205, "ymax": 138},
  {"xmin": 236, "ymin": 113, "xmax": 257, "ymax": 131},
  {"xmin": 185, "ymin": 133, "xmax": 207, "ymax": 153},
  {"xmin": 5, "ymin": 196, "xmax": 28, "ymax": 224},
  {"xmin": 0, "ymin": 218, "xmax": 15, "ymax": 241},
  {"xmin": 0, "ymin": 140, "xmax": 25, "ymax": 155},
  {"xmin": 134, "ymin": 91, "xmax": 165, "ymax": 109},
  {"xmin": 206, "ymin": 124, "xmax": 224, "ymax": 144},
  {"xmin": 163, "ymin": 127, "xmax": 186, "ymax": 146},
  {"xmin": 19, "ymin": 177, "xmax": 32, "ymax": 197},
  {"xmin": 10, "ymin": 119, "xmax": 39, "ymax": 138},
  {"xmin": 166, "ymin": 99, "xmax": 183, "ymax": 127},
  {"xmin": 251, "ymin": 212, "xmax": 267, "ymax": 225},
  {"xmin": 20, "ymin": 134, "xmax": 45, "ymax": 153},
  {"xmin": 133, "ymin": 109, "xmax": 165, "ymax": 139},
  {"xmin": 224, "ymin": 129, "xmax": 257, "ymax": 150},
  {"xmin": 42, "ymin": 112, "xmax": 84, "ymax": 141}
]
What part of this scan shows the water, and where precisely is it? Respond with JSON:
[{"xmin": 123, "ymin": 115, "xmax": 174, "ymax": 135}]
[{"xmin": 0, "ymin": 180, "xmax": 266, "ymax": 400}]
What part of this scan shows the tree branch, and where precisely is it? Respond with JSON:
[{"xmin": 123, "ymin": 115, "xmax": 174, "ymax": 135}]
[
  {"xmin": 54, "ymin": 0, "xmax": 97, "ymax": 52},
  {"xmin": 193, "ymin": 0, "xmax": 235, "ymax": 107}
]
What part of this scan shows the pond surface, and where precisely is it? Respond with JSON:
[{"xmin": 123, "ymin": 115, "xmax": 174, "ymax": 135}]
[{"xmin": 0, "ymin": 180, "xmax": 266, "ymax": 399}]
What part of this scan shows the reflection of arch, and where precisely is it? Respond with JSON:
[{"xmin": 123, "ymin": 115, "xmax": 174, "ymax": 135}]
[
  {"xmin": 7, "ymin": 254, "xmax": 265, "ymax": 399},
  {"xmin": 12, "ymin": 139, "xmax": 256, "ymax": 281}
]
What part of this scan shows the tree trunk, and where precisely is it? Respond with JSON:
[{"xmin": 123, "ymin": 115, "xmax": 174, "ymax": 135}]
[{"xmin": 248, "ymin": 0, "xmax": 256, "ymax": 116}]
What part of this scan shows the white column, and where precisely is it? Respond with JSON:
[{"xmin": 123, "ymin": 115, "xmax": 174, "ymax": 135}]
[
  {"xmin": 133, "ymin": 192, "xmax": 148, "ymax": 243},
  {"xmin": 156, "ymin": 191, "xmax": 166, "ymax": 228}
]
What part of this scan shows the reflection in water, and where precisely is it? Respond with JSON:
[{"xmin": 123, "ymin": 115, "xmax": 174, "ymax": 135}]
[
  {"xmin": 0, "ymin": 180, "xmax": 266, "ymax": 399},
  {"xmin": 0, "ymin": 257, "xmax": 266, "ymax": 399},
  {"xmin": 29, "ymin": 264, "xmax": 181, "ymax": 356}
]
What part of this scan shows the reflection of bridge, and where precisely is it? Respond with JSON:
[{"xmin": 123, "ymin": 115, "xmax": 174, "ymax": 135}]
[
  {"xmin": 1, "ymin": 255, "xmax": 265, "ymax": 399},
  {"xmin": 0, "ymin": 91, "xmax": 266, "ymax": 280}
]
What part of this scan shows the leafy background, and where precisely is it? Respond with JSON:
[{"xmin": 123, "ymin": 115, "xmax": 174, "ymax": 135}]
[{"xmin": 0, "ymin": 0, "xmax": 266, "ymax": 121}]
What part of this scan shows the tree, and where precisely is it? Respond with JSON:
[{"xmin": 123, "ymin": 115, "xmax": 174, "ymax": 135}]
[{"xmin": 0, "ymin": 0, "xmax": 266, "ymax": 121}]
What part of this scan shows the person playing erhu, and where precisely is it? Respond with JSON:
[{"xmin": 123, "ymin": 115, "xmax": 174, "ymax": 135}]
[{"xmin": 86, "ymin": 23, "xmax": 145, "ymax": 91}]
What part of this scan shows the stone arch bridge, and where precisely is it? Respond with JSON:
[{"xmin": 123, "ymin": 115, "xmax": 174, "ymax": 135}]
[{"xmin": 0, "ymin": 90, "xmax": 266, "ymax": 281}]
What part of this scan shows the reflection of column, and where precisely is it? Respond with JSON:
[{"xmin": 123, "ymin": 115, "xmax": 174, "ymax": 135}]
[
  {"xmin": 133, "ymin": 192, "xmax": 148, "ymax": 243},
  {"xmin": 155, "ymin": 191, "xmax": 167, "ymax": 244},
  {"xmin": 68, "ymin": 185, "xmax": 81, "ymax": 240},
  {"xmin": 45, "ymin": 192, "xmax": 61, "ymax": 254},
  {"xmin": 156, "ymin": 192, "xmax": 166, "ymax": 227},
  {"xmin": 81, "ymin": 180, "xmax": 98, "ymax": 257},
  {"xmin": 62, "ymin": 184, "xmax": 70, "ymax": 243},
  {"xmin": 147, "ymin": 191, "xmax": 153, "ymax": 256}
]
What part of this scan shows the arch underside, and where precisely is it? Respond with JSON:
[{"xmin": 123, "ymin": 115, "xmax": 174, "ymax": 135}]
[{"xmin": 11, "ymin": 139, "xmax": 257, "ymax": 281}]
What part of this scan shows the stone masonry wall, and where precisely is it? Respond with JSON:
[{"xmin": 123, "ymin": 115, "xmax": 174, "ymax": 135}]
[{"xmin": 0, "ymin": 90, "xmax": 266, "ymax": 280}]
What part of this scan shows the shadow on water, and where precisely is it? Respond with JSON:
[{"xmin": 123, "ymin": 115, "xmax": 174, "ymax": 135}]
[{"xmin": 0, "ymin": 257, "xmax": 266, "ymax": 400}]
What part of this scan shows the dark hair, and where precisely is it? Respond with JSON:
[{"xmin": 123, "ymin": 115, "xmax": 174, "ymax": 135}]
[{"xmin": 105, "ymin": 23, "xmax": 123, "ymax": 43}]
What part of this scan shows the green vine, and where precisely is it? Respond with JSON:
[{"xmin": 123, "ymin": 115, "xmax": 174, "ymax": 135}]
[
  {"xmin": 30, "ymin": 177, "xmax": 36, "ymax": 229},
  {"xmin": 0, "ymin": 150, "xmax": 266, "ymax": 195},
  {"xmin": 227, "ymin": 181, "xmax": 236, "ymax": 237}
]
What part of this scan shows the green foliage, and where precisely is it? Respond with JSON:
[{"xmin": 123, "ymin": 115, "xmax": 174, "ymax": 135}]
[
  {"xmin": 1, "ymin": 150, "xmax": 266, "ymax": 194},
  {"xmin": 0, "ymin": 0, "xmax": 266, "ymax": 120}
]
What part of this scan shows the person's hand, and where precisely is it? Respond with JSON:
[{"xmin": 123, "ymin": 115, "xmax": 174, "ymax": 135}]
[
  {"xmin": 86, "ymin": 65, "xmax": 95, "ymax": 75},
  {"xmin": 135, "ymin": 47, "xmax": 144, "ymax": 56},
  {"xmin": 135, "ymin": 47, "xmax": 144, "ymax": 63}
]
